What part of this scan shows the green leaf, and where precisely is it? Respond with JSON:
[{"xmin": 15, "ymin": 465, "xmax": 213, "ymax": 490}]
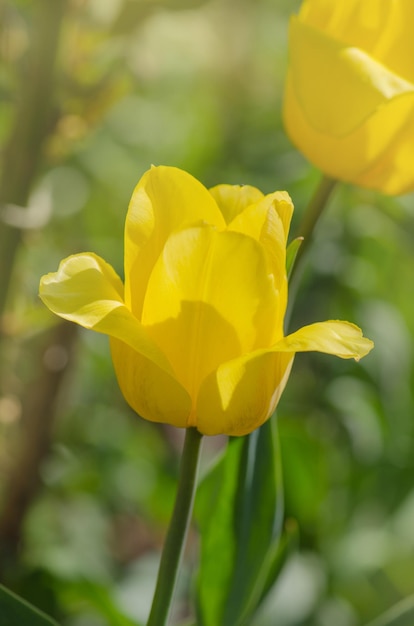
[
  {"xmin": 0, "ymin": 584, "xmax": 59, "ymax": 626},
  {"xmin": 195, "ymin": 416, "xmax": 285, "ymax": 626},
  {"xmin": 286, "ymin": 236, "xmax": 303, "ymax": 279},
  {"xmin": 364, "ymin": 596, "xmax": 414, "ymax": 626},
  {"xmin": 61, "ymin": 580, "xmax": 142, "ymax": 626},
  {"xmin": 195, "ymin": 435, "xmax": 241, "ymax": 626},
  {"xmin": 256, "ymin": 517, "xmax": 299, "ymax": 608}
]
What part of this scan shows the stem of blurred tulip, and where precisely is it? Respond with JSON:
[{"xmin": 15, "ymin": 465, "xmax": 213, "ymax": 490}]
[
  {"xmin": 285, "ymin": 175, "xmax": 337, "ymax": 329},
  {"xmin": 147, "ymin": 427, "xmax": 203, "ymax": 626},
  {"xmin": 290, "ymin": 175, "xmax": 337, "ymax": 283}
]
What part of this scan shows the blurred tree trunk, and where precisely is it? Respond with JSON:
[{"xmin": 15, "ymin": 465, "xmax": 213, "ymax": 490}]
[
  {"xmin": 0, "ymin": 321, "xmax": 77, "ymax": 577},
  {"xmin": 0, "ymin": 0, "xmax": 66, "ymax": 326},
  {"xmin": 0, "ymin": 0, "xmax": 69, "ymax": 579}
]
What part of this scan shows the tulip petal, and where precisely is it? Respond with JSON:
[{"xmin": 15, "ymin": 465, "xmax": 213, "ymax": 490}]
[
  {"xmin": 228, "ymin": 190, "xmax": 292, "ymax": 239},
  {"xmin": 209, "ymin": 184, "xmax": 264, "ymax": 224},
  {"xmin": 275, "ymin": 320, "xmax": 374, "ymax": 361},
  {"xmin": 39, "ymin": 253, "xmax": 164, "ymax": 363},
  {"xmin": 196, "ymin": 320, "xmax": 373, "ymax": 436},
  {"xmin": 227, "ymin": 195, "xmax": 289, "ymax": 325},
  {"xmin": 284, "ymin": 17, "xmax": 414, "ymax": 193},
  {"xmin": 285, "ymin": 74, "xmax": 414, "ymax": 194},
  {"xmin": 270, "ymin": 191, "xmax": 294, "ymax": 242},
  {"xmin": 255, "ymin": 196, "xmax": 289, "ymax": 292},
  {"xmin": 141, "ymin": 225, "xmax": 281, "ymax": 409},
  {"xmin": 39, "ymin": 253, "xmax": 191, "ymax": 424},
  {"xmin": 288, "ymin": 17, "xmax": 413, "ymax": 138},
  {"xmin": 299, "ymin": 1, "xmax": 394, "ymax": 55},
  {"xmin": 197, "ymin": 350, "xmax": 294, "ymax": 436},
  {"xmin": 355, "ymin": 108, "xmax": 414, "ymax": 194},
  {"xmin": 124, "ymin": 165, "xmax": 225, "ymax": 318},
  {"xmin": 227, "ymin": 196, "xmax": 272, "ymax": 241},
  {"xmin": 110, "ymin": 338, "xmax": 191, "ymax": 428},
  {"xmin": 300, "ymin": 0, "xmax": 414, "ymax": 83}
]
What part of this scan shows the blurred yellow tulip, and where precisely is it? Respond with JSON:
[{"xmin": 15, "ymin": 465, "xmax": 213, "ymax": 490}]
[
  {"xmin": 283, "ymin": 0, "xmax": 414, "ymax": 195},
  {"xmin": 39, "ymin": 166, "xmax": 373, "ymax": 435}
]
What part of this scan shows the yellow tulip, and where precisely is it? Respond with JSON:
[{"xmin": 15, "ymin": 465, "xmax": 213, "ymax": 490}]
[
  {"xmin": 283, "ymin": 0, "xmax": 414, "ymax": 195},
  {"xmin": 39, "ymin": 166, "xmax": 373, "ymax": 436}
]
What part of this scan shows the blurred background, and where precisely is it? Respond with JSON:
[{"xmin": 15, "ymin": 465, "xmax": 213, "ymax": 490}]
[{"xmin": 0, "ymin": 0, "xmax": 413, "ymax": 625}]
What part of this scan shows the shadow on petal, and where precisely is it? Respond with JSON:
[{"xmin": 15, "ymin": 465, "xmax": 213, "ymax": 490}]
[
  {"xmin": 110, "ymin": 338, "xmax": 192, "ymax": 428},
  {"xmin": 196, "ymin": 350, "xmax": 294, "ymax": 436}
]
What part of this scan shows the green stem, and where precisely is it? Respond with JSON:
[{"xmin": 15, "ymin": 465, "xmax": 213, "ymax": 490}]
[
  {"xmin": 147, "ymin": 427, "xmax": 203, "ymax": 626},
  {"xmin": 286, "ymin": 175, "xmax": 337, "ymax": 327},
  {"xmin": 291, "ymin": 175, "xmax": 337, "ymax": 279}
]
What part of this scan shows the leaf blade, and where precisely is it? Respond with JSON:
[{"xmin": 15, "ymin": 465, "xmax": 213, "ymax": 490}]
[
  {"xmin": 0, "ymin": 584, "xmax": 59, "ymax": 626},
  {"xmin": 364, "ymin": 596, "xmax": 414, "ymax": 626},
  {"xmin": 196, "ymin": 417, "xmax": 285, "ymax": 626}
]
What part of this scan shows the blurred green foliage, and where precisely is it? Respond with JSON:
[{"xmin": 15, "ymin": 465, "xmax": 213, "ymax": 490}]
[{"xmin": 0, "ymin": 0, "xmax": 413, "ymax": 625}]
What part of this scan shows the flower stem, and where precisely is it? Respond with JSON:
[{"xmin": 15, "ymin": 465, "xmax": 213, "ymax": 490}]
[
  {"xmin": 291, "ymin": 175, "xmax": 337, "ymax": 279},
  {"xmin": 286, "ymin": 175, "xmax": 337, "ymax": 328},
  {"xmin": 147, "ymin": 427, "xmax": 203, "ymax": 626}
]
